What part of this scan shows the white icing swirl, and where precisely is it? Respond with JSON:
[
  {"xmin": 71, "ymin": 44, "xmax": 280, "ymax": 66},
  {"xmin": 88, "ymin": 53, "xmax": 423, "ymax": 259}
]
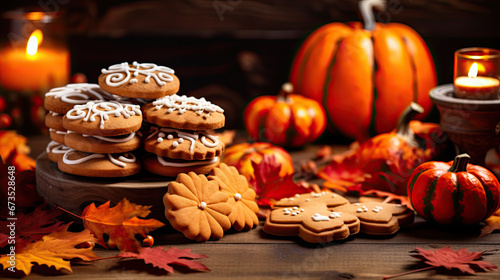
[
  {"xmin": 46, "ymin": 141, "xmax": 71, "ymax": 154},
  {"xmin": 146, "ymin": 127, "xmax": 219, "ymax": 153},
  {"xmin": 312, "ymin": 213, "xmax": 330, "ymax": 222},
  {"xmin": 49, "ymin": 128, "xmax": 67, "ymax": 135},
  {"xmin": 101, "ymin": 61, "xmax": 174, "ymax": 87},
  {"xmin": 153, "ymin": 94, "xmax": 224, "ymax": 116},
  {"xmin": 66, "ymin": 101, "xmax": 141, "ymax": 129},
  {"xmin": 157, "ymin": 156, "xmax": 218, "ymax": 167},
  {"xmin": 82, "ymin": 132, "xmax": 136, "ymax": 143},
  {"xmin": 45, "ymin": 83, "xmax": 115, "ymax": 104},
  {"xmin": 62, "ymin": 149, "xmax": 136, "ymax": 168}
]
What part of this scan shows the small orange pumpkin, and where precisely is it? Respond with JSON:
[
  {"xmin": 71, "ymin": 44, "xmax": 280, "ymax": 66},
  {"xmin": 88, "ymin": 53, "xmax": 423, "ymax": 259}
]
[
  {"xmin": 408, "ymin": 154, "xmax": 500, "ymax": 225},
  {"xmin": 244, "ymin": 83, "xmax": 326, "ymax": 147},
  {"xmin": 289, "ymin": 0, "xmax": 436, "ymax": 141},
  {"xmin": 221, "ymin": 142, "xmax": 294, "ymax": 181}
]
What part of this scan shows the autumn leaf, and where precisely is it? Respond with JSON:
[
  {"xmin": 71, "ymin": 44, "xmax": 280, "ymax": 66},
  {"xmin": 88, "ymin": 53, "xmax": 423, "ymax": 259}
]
[
  {"xmin": 79, "ymin": 199, "xmax": 165, "ymax": 252},
  {"xmin": 0, "ymin": 223, "xmax": 99, "ymax": 276},
  {"xmin": 250, "ymin": 154, "xmax": 311, "ymax": 208},
  {"xmin": 0, "ymin": 205, "xmax": 64, "ymax": 248},
  {"xmin": 0, "ymin": 131, "xmax": 35, "ymax": 171},
  {"xmin": 480, "ymin": 208, "xmax": 500, "ymax": 237},
  {"xmin": 360, "ymin": 190, "xmax": 413, "ymax": 210},
  {"xmin": 118, "ymin": 246, "xmax": 209, "ymax": 273},
  {"xmin": 383, "ymin": 246, "xmax": 498, "ymax": 279}
]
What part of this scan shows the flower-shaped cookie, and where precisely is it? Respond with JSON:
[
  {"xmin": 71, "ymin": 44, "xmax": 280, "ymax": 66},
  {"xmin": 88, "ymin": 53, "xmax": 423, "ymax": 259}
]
[
  {"xmin": 164, "ymin": 172, "xmax": 232, "ymax": 242},
  {"xmin": 209, "ymin": 163, "xmax": 259, "ymax": 231}
]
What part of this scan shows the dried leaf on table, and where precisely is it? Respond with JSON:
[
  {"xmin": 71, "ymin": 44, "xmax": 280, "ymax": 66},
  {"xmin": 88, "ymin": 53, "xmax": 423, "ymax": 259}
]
[
  {"xmin": 0, "ymin": 224, "xmax": 99, "ymax": 276},
  {"xmin": 0, "ymin": 131, "xmax": 35, "ymax": 171},
  {"xmin": 118, "ymin": 246, "xmax": 210, "ymax": 274},
  {"xmin": 80, "ymin": 198, "xmax": 165, "ymax": 252},
  {"xmin": 360, "ymin": 190, "xmax": 412, "ymax": 210},
  {"xmin": 250, "ymin": 154, "xmax": 311, "ymax": 208},
  {"xmin": 384, "ymin": 246, "xmax": 498, "ymax": 279},
  {"xmin": 0, "ymin": 205, "xmax": 64, "ymax": 248},
  {"xmin": 480, "ymin": 208, "xmax": 500, "ymax": 237}
]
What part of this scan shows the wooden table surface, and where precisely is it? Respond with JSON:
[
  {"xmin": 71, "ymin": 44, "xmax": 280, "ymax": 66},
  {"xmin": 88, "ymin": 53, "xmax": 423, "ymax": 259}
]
[{"xmin": 18, "ymin": 135, "xmax": 500, "ymax": 279}]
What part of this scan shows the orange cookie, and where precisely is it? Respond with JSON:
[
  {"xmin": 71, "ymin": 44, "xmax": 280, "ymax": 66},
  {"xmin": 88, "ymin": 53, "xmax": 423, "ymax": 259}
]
[
  {"xmin": 58, "ymin": 148, "xmax": 140, "ymax": 177},
  {"xmin": 48, "ymin": 129, "xmax": 67, "ymax": 145},
  {"xmin": 163, "ymin": 172, "xmax": 232, "ymax": 242},
  {"xmin": 63, "ymin": 100, "xmax": 142, "ymax": 136},
  {"xmin": 65, "ymin": 131, "xmax": 141, "ymax": 154},
  {"xmin": 263, "ymin": 192, "xmax": 360, "ymax": 243},
  {"xmin": 44, "ymin": 83, "xmax": 116, "ymax": 114},
  {"xmin": 333, "ymin": 202, "xmax": 414, "ymax": 235},
  {"xmin": 142, "ymin": 153, "xmax": 219, "ymax": 177},
  {"xmin": 45, "ymin": 112, "xmax": 65, "ymax": 131},
  {"xmin": 99, "ymin": 62, "xmax": 180, "ymax": 99},
  {"xmin": 46, "ymin": 141, "xmax": 71, "ymax": 162},
  {"xmin": 208, "ymin": 164, "xmax": 259, "ymax": 231},
  {"xmin": 142, "ymin": 95, "xmax": 225, "ymax": 131},
  {"xmin": 143, "ymin": 127, "xmax": 224, "ymax": 160}
]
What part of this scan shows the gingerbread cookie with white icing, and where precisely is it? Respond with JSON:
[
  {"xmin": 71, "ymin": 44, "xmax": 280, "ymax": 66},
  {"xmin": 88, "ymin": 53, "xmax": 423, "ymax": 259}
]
[
  {"xmin": 143, "ymin": 127, "xmax": 224, "ymax": 160},
  {"xmin": 142, "ymin": 153, "xmax": 220, "ymax": 177},
  {"xmin": 142, "ymin": 95, "xmax": 225, "ymax": 131},
  {"xmin": 64, "ymin": 131, "xmax": 141, "ymax": 154},
  {"xmin": 45, "ymin": 111, "xmax": 67, "ymax": 144},
  {"xmin": 63, "ymin": 100, "xmax": 142, "ymax": 136},
  {"xmin": 46, "ymin": 141, "xmax": 71, "ymax": 163},
  {"xmin": 99, "ymin": 62, "xmax": 180, "ymax": 99},
  {"xmin": 44, "ymin": 83, "xmax": 116, "ymax": 114},
  {"xmin": 58, "ymin": 148, "xmax": 140, "ymax": 177}
]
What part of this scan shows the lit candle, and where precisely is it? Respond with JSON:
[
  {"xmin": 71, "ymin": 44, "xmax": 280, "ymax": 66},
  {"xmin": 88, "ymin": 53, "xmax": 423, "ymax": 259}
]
[
  {"xmin": 0, "ymin": 29, "xmax": 69, "ymax": 92},
  {"xmin": 454, "ymin": 63, "xmax": 500, "ymax": 99}
]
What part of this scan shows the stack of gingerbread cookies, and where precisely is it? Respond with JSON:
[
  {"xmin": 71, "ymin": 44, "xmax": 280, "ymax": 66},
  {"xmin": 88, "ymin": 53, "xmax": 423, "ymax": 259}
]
[{"xmin": 43, "ymin": 61, "xmax": 227, "ymax": 178}]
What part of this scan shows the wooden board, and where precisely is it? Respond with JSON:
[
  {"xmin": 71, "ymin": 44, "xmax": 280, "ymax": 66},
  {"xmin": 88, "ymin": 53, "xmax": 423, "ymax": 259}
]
[{"xmin": 35, "ymin": 152, "xmax": 170, "ymax": 222}]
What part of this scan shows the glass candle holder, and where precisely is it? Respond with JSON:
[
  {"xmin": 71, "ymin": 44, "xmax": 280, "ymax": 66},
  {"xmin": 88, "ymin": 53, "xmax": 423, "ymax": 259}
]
[
  {"xmin": 0, "ymin": 9, "xmax": 70, "ymax": 133},
  {"xmin": 454, "ymin": 47, "xmax": 500, "ymax": 100}
]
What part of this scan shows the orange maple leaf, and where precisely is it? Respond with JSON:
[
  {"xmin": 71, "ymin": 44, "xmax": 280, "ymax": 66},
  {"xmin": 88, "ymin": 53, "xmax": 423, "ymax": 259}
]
[
  {"xmin": 80, "ymin": 199, "xmax": 165, "ymax": 252},
  {"xmin": 480, "ymin": 208, "xmax": 500, "ymax": 237},
  {"xmin": 0, "ymin": 131, "xmax": 35, "ymax": 171},
  {"xmin": 0, "ymin": 224, "xmax": 99, "ymax": 276}
]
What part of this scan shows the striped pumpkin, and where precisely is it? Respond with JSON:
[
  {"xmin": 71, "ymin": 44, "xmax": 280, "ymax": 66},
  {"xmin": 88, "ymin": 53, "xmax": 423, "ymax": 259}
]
[
  {"xmin": 407, "ymin": 154, "xmax": 500, "ymax": 225},
  {"xmin": 289, "ymin": 0, "xmax": 436, "ymax": 141}
]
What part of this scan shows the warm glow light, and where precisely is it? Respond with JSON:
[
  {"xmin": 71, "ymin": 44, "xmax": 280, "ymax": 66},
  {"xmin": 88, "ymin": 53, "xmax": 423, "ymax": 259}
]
[
  {"xmin": 468, "ymin": 62, "xmax": 478, "ymax": 78},
  {"xmin": 26, "ymin": 30, "xmax": 43, "ymax": 56}
]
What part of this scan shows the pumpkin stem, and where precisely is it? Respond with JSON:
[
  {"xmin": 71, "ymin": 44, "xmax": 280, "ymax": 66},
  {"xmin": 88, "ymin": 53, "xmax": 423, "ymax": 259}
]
[
  {"xmin": 359, "ymin": 0, "xmax": 386, "ymax": 31},
  {"xmin": 448, "ymin": 153, "xmax": 471, "ymax": 173},
  {"xmin": 278, "ymin": 82, "xmax": 293, "ymax": 102},
  {"xmin": 396, "ymin": 102, "xmax": 424, "ymax": 146}
]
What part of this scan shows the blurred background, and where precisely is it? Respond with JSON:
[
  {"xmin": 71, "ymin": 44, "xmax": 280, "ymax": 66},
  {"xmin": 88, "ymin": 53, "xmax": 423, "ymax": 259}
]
[{"xmin": 1, "ymin": 0, "xmax": 499, "ymax": 132}]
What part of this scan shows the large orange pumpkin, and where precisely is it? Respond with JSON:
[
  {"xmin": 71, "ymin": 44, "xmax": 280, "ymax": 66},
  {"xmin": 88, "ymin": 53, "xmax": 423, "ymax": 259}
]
[
  {"xmin": 244, "ymin": 83, "xmax": 326, "ymax": 147},
  {"xmin": 221, "ymin": 142, "xmax": 294, "ymax": 181},
  {"xmin": 289, "ymin": 0, "xmax": 436, "ymax": 141}
]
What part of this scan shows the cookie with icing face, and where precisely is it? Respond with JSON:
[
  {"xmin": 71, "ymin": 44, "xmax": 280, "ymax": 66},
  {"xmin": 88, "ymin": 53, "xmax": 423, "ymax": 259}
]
[
  {"xmin": 44, "ymin": 83, "xmax": 115, "ymax": 114},
  {"xmin": 58, "ymin": 148, "xmax": 141, "ymax": 177},
  {"xmin": 99, "ymin": 62, "xmax": 180, "ymax": 99},
  {"xmin": 142, "ymin": 153, "xmax": 220, "ymax": 177},
  {"xmin": 65, "ymin": 131, "xmax": 141, "ymax": 154},
  {"xmin": 143, "ymin": 127, "xmax": 224, "ymax": 160},
  {"xmin": 63, "ymin": 100, "xmax": 142, "ymax": 136},
  {"xmin": 142, "ymin": 95, "xmax": 225, "ymax": 131},
  {"xmin": 46, "ymin": 141, "xmax": 71, "ymax": 162}
]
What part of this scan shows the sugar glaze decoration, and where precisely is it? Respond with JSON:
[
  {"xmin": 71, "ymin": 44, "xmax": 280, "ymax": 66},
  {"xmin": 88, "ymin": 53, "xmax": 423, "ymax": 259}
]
[
  {"xmin": 46, "ymin": 141, "xmax": 71, "ymax": 154},
  {"xmin": 45, "ymin": 83, "xmax": 115, "ymax": 104},
  {"xmin": 146, "ymin": 127, "xmax": 219, "ymax": 152},
  {"xmin": 157, "ymin": 156, "xmax": 218, "ymax": 168},
  {"xmin": 101, "ymin": 61, "xmax": 175, "ymax": 87},
  {"xmin": 67, "ymin": 131, "xmax": 136, "ymax": 143},
  {"xmin": 153, "ymin": 94, "xmax": 224, "ymax": 116},
  {"xmin": 66, "ymin": 101, "xmax": 141, "ymax": 129},
  {"xmin": 62, "ymin": 148, "xmax": 136, "ymax": 168}
]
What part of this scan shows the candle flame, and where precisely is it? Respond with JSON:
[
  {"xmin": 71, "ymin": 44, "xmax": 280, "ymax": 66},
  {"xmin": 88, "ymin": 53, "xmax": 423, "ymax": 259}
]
[
  {"xmin": 468, "ymin": 62, "xmax": 478, "ymax": 78},
  {"xmin": 26, "ymin": 30, "xmax": 43, "ymax": 56}
]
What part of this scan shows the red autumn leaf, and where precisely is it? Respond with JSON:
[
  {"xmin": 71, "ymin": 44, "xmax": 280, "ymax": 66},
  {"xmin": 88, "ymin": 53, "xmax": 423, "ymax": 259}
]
[
  {"xmin": 384, "ymin": 246, "xmax": 497, "ymax": 279},
  {"xmin": 250, "ymin": 154, "xmax": 311, "ymax": 207},
  {"xmin": 79, "ymin": 198, "xmax": 165, "ymax": 252},
  {"xmin": 0, "ymin": 205, "xmax": 64, "ymax": 248},
  {"xmin": 118, "ymin": 246, "xmax": 210, "ymax": 273},
  {"xmin": 480, "ymin": 208, "xmax": 500, "ymax": 237}
]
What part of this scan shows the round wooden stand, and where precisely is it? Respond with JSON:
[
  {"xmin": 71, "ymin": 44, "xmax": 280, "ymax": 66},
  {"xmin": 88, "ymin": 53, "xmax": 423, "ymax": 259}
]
[{"xmin": 35, "ymin": 152, "xmax": 170, "ymax": 222}]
